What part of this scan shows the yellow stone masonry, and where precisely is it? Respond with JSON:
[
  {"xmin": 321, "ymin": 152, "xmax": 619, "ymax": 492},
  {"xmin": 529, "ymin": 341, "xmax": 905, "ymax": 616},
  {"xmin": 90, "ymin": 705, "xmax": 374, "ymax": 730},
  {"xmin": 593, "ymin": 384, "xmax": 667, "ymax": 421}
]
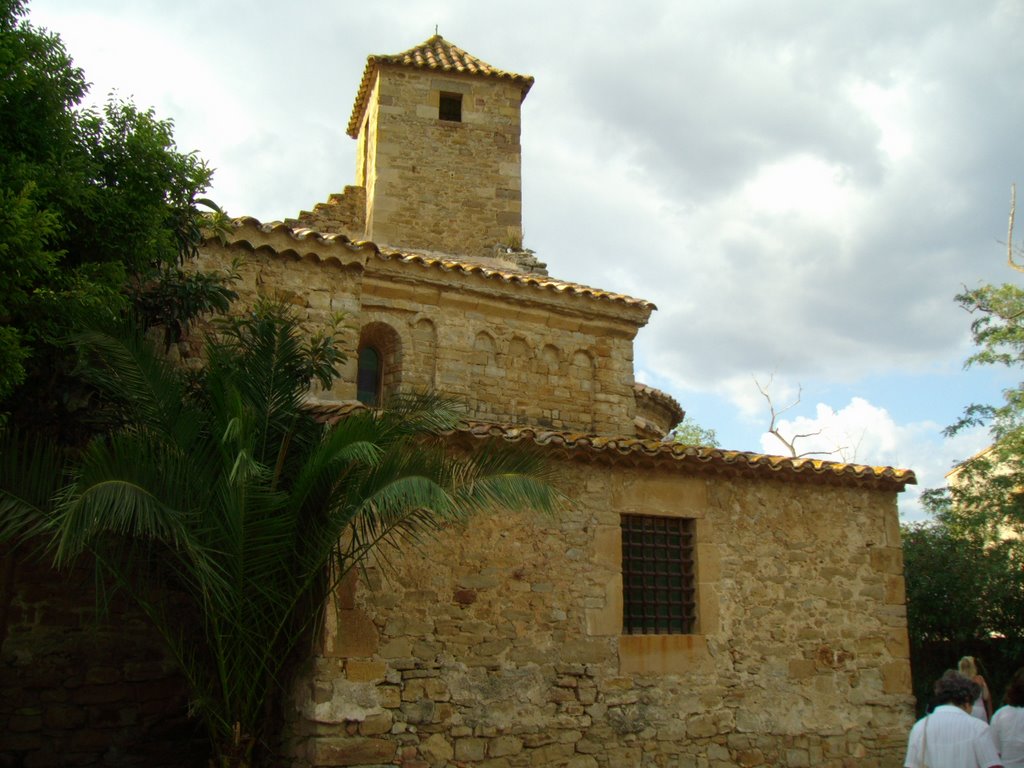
[
  {"xmin": 355, "ymin": 66, "xmax": 525, "ymax": 257},
  {"xmin": 280, "ymin": 462, "xmax": 913, "ymax": 767},
  {"xmin": 197, "ymin": 226, "xmax": 650, "ymax": 435}
]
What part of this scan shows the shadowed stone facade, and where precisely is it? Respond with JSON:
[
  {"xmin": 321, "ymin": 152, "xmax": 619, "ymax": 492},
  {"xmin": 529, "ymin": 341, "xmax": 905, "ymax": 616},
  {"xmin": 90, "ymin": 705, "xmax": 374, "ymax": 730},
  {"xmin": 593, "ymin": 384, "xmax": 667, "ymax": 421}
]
[{"xmin": 192, "ymin": 36, "xmax": 918, "ymax": 767}]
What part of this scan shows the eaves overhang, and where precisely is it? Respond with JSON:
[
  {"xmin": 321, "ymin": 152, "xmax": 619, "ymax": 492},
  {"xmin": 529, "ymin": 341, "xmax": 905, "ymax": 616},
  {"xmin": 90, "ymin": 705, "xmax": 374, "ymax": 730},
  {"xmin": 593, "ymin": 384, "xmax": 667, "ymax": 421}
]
[
  {"xmin": 208, "ymin": 217, "xmax": 655, "ymax": 316},
  {"xmin": 308, "ymin": 402, "xmax": 917, "ymax": 492}
]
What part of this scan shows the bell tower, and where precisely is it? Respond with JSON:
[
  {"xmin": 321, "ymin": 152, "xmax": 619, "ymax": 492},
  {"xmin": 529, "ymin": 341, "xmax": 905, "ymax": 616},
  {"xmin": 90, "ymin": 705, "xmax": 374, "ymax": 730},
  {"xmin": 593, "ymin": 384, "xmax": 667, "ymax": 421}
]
[{"xmin": 347, "ymin": 36, "xmax": 534, "ymax": 258}]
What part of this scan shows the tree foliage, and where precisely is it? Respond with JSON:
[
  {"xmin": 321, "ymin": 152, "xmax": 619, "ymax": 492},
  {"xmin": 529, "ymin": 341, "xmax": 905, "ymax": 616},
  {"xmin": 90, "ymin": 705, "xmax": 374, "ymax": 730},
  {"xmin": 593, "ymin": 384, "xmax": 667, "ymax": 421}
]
[
  {"xmin": 669, "ymin": 414, "xmax": 719, "ymax": 447},
  {"xmin": 905, "ymin": 189, "xmax": 1024, "ymax": 681},
  {"xmin": 901, "ymin": 519, "xmax": 1024, "ymax": 644},
  {"xmin": 0, "ymin": 0, "xmax": 235, "ymax": 427},
  {"xmin": 934, "ymin": 277, "xmax": 1024, "ymax": 541}
]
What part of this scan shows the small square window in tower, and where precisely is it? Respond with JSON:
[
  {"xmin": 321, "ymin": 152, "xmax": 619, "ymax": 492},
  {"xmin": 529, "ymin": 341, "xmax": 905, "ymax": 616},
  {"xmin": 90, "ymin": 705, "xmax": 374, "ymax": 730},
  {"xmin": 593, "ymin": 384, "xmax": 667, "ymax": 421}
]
[
  {"xmin": 438, "ymin": 92, "xmax": 462, "ymax": 122},
  {"xmin": 621, "ymin": 514, "xmax": 697, "ymax": 634}
]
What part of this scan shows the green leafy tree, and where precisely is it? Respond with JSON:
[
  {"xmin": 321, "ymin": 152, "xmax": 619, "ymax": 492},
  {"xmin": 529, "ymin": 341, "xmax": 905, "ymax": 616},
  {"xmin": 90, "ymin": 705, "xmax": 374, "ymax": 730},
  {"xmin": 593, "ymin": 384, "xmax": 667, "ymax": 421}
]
[
  {"xmin": 0, "ymin": 0, "xmax": 235, "ymax": 429},
  {"xmin": 903, "ymin": 188, "xmax": 1024, "ymax": 709},
  {"xmin": 1, "ymin": 304, "xmax": 561, "ymax": 766},
  {"xmin": 900, "ymin": 516, "xmax": 1024, "ymax": 713},
  {"xmin": 901, "ymin": 519, "xmax": 1021, "ymax": 643},
  {"xmin": 669, "ymin": 414, "xmax": 719, "ymax": 447},
  {"xmin": 937, "ymin": 279, "xmax": 1024, "ymax": 541},
  {"xmin": 933, "ymin": 185, "xmax": 1024, "ymax": 539}
]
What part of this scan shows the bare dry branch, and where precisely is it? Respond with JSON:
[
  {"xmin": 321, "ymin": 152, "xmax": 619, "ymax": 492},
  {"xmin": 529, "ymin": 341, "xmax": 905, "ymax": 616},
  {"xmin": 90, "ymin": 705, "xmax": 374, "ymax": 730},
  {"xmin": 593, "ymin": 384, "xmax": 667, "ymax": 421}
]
[
  {"xmin": 1009, "ymin": 183, "xmax": 1024, "ymax": 274},
  {"xmin": 756, "ymin": 376, "xmax": 848, "ymax": 460}
]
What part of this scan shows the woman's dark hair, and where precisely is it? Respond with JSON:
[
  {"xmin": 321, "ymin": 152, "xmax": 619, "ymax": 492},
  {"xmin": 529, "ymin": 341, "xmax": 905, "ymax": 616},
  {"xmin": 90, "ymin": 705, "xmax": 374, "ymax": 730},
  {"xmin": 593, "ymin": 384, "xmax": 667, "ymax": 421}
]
[
  {"xmin": 934, "ymin": 670, "xmax": 980, "ymax": 707},
  {"xmin": 1004, "ymin": 667, "xmax": 1024, "ymax": 707}
]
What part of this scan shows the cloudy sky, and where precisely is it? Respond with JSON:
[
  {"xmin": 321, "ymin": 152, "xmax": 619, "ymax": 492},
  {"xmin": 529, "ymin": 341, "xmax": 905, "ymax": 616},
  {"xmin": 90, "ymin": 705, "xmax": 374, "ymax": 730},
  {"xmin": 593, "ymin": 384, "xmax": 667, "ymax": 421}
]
[{"xmin": 26, "ymin": 0, "xmax": 1024, "ymax": 519}]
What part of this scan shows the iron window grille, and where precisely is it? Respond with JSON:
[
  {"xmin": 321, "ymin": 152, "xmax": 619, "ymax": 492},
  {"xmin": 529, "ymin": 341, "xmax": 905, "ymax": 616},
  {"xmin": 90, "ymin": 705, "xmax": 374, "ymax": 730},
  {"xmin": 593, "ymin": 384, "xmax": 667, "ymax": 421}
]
[
  {"xmin": 621, "ymin": 514, "xmax": 696, "ymax": 634},
  {"xmin": 439, "ymin": 92, "xmax": 462, "ymax": 122}
]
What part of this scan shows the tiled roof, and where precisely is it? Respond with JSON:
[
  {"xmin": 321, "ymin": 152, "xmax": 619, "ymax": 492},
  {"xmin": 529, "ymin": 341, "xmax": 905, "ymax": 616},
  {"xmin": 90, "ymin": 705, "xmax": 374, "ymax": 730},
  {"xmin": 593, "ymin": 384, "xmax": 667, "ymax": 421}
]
[
  {"xmin": 217, "ymin": 216, "xmax": 374, "ymax": 266},
  {"xmin": 306, "ymin": 401, "xmax": 917, "ymax": 491},
  {"xmin": 633, "ymin": 383, "xmax": 685, "ymax": 424},
  {"xmin": 457, "ymin": 423, "xmax": 916, "ymax": 490},
  {"xmin": 218, "ymin": 216, "xmax": 655, "ymax": 310},
  {"xmin": 347, "ymin": 35, "xmax": 535, "ymax": 137}
]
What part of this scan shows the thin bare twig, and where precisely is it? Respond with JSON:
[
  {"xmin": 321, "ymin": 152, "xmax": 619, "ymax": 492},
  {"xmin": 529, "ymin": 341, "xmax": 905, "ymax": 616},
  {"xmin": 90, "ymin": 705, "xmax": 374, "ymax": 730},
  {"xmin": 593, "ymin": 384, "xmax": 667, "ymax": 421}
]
[
  {"xmin": 1008, "ymin": 183, "xmax": 1024, "ymax": 274},
  {"xmin": 756, "ymin": 376, "xmax": 847, "ymax": 459}
]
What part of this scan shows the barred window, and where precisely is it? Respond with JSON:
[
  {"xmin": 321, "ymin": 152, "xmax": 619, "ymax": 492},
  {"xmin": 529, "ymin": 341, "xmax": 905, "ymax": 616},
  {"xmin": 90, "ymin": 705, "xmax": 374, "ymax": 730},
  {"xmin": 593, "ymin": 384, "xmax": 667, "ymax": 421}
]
[
  {"xmin": 621, "ymin": 515, "xmax": 696, "ymax": 634},
  {"xmin": 439, "ymin": 92, "xmax": 462, "ymax": 122}
]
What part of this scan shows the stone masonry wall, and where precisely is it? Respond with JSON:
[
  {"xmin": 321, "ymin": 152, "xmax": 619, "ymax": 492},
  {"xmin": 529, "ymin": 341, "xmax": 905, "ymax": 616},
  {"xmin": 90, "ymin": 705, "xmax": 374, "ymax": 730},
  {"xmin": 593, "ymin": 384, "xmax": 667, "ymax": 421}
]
[
  {"xmin": 359, "ymin": 66, "xmax": 525, "ymax": 258},
  {"xmin": 282, "ymin": 459, "xmax": 914, "ymax": 768},
  {"xmin": 286, "ymin": 186, "xmax": 367, "ymax": 238},
  {"xmin": 0, "ymin": 550, "xmax": 204, "ymax": 767},
  {"xmin": 196, "ymin": 242, "xmax": 646, "ymax": 436},
  {"xmin": 361, "ymin": 268, "xmax": 641, "ymax": 434}
]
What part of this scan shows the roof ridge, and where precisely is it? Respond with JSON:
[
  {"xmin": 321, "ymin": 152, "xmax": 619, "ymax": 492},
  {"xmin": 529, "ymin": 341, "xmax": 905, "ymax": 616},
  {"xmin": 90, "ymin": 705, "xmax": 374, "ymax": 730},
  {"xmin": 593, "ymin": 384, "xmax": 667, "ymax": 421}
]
[{"xmin": 633, "ymin": 382, "xmax": 684, "ymax": 416}]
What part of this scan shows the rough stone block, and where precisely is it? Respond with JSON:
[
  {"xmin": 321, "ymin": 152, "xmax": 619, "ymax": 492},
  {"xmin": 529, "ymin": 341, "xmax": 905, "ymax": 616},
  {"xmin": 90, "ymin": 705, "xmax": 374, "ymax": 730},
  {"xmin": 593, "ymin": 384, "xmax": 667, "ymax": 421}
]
[
  {"xmin": 346, "ymin": 660, "xmax": 386, "ymax": 682},
  {"xmin": 307, "ymin": 736, "xmax": 395, "ymax": 767},
  {"xmin": 324, "ymin": 609, "xmax": 380, "ymax": 659},
  {"xmin": 881, "ymin": 659, "xmax": 912, "ymax": 694}
]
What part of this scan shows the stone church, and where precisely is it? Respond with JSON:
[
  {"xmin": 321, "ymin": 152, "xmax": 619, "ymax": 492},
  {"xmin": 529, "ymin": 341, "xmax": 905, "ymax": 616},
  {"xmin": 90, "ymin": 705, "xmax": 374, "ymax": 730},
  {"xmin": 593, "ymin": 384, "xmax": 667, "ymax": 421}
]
[{"xmin": 195, "ymin": 35, "xmax": 917, "ymax": 768}]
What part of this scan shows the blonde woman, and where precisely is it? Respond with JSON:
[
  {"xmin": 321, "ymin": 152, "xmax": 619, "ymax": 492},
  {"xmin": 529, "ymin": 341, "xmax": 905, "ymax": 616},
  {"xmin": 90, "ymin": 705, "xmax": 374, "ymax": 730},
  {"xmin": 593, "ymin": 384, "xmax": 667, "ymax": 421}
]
[{"xmin": 960, "ymin": 656, "xmax": 994, "ymax": 722}]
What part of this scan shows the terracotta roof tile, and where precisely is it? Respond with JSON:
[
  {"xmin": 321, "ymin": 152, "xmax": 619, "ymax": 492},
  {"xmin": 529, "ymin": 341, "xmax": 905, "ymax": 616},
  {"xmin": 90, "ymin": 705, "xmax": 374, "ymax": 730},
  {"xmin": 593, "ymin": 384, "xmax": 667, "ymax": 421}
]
[
  {"xmin": 347, "ymin": 35, "xmax": 535, "ymax": 137},
  {"xmin": 458, "ymin": 423, "xmax": 916, "ymax": 490},
  {"xmin": 377, "ymin": 250, "xmax": 653, "ymax": 308},
  {"xmin": 218, "ymin": 216, "xmax": 654, "ymax": 310},
  {"xmin": 305, "ymin": 401, "xmax": 916, "ymax": 491},
  {"xmin": 633, "ymin": 383, "xmax": 684, "ymax": 423}
]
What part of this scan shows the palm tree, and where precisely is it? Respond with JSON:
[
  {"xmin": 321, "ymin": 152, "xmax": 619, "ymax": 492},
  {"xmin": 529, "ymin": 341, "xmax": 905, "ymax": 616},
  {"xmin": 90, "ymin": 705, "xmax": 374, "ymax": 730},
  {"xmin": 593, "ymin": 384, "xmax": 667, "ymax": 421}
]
[{"xmin": 2, "ymin": 303, "xmax": 559, "ymax": 766}]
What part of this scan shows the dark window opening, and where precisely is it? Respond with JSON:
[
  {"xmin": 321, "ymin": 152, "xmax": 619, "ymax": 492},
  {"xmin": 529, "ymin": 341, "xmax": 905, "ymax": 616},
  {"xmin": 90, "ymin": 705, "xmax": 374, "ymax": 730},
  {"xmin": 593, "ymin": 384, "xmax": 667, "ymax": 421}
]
[
  {"xmin": 357, "ymin": 346, "xmax": 381, "ymax": 406},
  {"xmin": 621, "ymin": 515, "xmax": 696, "ymax": 634},
  {"xmin": 439, "ymin": 92, "xmax": 462, "ymax": 122}
]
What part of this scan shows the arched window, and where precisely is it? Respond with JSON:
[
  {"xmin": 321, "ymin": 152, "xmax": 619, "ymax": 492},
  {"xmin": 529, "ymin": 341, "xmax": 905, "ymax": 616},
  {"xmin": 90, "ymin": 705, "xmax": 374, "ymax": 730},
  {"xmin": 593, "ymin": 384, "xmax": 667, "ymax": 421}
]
[
  {"xmin": 357, "ymin": 346, "xmax": 382, "ymax": 406},
  {"xmin": 356, "ymin": 322, "xmax": 402, "ymax": 406}
]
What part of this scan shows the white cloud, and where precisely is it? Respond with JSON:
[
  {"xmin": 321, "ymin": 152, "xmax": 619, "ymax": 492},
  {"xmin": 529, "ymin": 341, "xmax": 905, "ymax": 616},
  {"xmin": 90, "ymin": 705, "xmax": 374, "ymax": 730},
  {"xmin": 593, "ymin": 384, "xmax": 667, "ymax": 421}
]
[
  {"xmin": 847, "ymin": 78, "xmax": 915, "ymax": 162},
  {"xmin": 740, "ymin": 154, "xmax": 855, "ymax": 218}
]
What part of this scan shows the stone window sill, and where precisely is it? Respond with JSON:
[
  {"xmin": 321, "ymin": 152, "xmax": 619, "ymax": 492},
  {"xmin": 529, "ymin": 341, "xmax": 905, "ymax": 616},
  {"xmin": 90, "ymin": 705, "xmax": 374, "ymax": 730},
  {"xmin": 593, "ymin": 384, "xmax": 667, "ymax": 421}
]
[{"xmin": 619, "ymin": 634, "xmax": 713, "ymax": 675}]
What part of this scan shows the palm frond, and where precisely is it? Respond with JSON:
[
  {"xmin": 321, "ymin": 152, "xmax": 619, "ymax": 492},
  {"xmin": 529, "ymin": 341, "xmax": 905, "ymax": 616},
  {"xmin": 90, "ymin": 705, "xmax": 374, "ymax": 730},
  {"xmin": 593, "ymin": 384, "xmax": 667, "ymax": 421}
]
[
  {"xmin": 379, "ymin": 391, "xmax": 467, "ymax": 434},
  {"xmin": 72, "ymin": 321, "xmax": 201, "ymax": 448},
  {"xmin": 0, "ymin": 429, "xmax": 66, "ymax": 548},
  {"xmin": 447, "ymin": 441, "xmax": 563, "ymax": 516}
]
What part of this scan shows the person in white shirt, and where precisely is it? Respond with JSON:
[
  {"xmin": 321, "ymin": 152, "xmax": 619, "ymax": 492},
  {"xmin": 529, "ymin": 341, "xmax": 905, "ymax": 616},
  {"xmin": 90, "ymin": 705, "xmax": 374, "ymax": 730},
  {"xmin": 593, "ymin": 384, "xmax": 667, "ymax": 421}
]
[
  {"xmin": 904, "ymin": 671, "xmax": 1003, "ymax": 768},
  {"xmin": 991, "ymin": 667, "xmax": 1024, "ymax": 767}
]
